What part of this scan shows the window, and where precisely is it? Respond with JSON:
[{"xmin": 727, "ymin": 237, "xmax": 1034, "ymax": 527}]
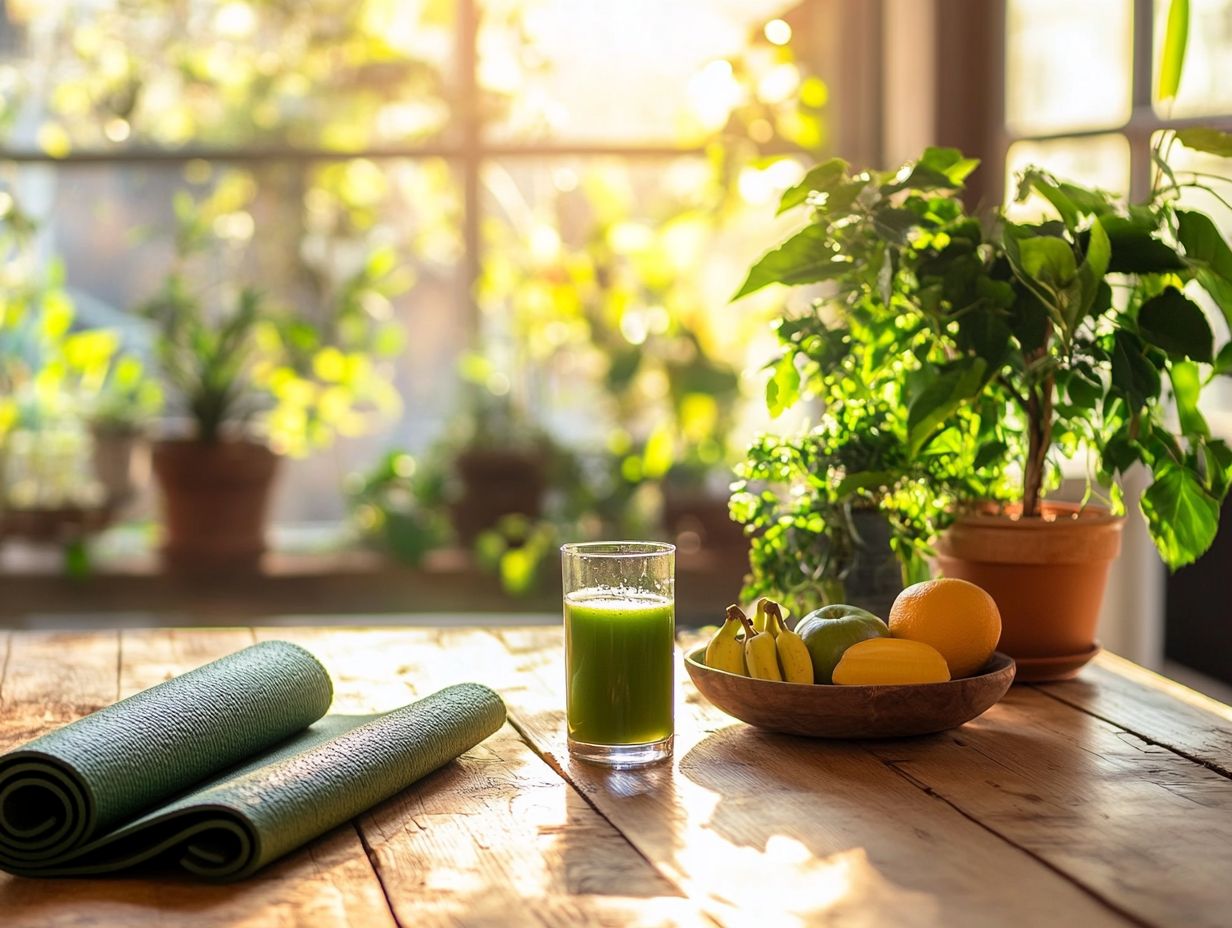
[
  {"xmin": 1003, "ymin": 0, "xmax": 1232, "ymax": 209},
  {"xmin": 0, "ymin": 1, "xmax": 844, "ymax": 525}
]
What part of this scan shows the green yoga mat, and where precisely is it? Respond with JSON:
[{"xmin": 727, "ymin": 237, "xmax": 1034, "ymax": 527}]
[{"xmin": 0, "ymin": 640, "xmax": 506, "ymax": 880}]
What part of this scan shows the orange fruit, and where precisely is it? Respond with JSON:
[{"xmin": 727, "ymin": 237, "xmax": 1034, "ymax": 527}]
[{"xmin": 888, "ymin": 578, "xmax": 1001, "ymax": 678}]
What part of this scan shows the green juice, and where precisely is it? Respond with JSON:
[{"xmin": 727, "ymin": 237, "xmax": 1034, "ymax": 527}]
[{"xmin": 564, "ymin": 590, "xmax": 675, "ymax": 745}]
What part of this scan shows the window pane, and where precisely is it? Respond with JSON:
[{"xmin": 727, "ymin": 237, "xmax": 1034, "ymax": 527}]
[
  {"xmin": 5, "ymin": 157, "xmax": 463, "ymax": 522},
  {"xmin": 477, "ymin": 156, "xmax": 806, "ymax": 483},
  {"xmin": 1003, "ymin": 134, "xmax": 1131, "ymax": 219},
  {"xmin": 1162, "ymin": 137, "xmax": 1232, "ymax": 240},
  {"xmin": 0, "ymin": 0, "xmax": 455, "ymax": 153},
  {"xmin": 480, "ymin": 0, "xmax": 811, "ymax": 144},
  {"xmin": 1006, "ymin": 0, "xmax": 1132, "ymax": 134},
  {"xmin": 1154, "ymin": 0, "xmax": 1232, "ymax": 116}
]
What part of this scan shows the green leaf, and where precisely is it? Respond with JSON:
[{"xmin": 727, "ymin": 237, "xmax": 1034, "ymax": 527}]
[
  {"xmin": 765, "ymin": 352, "xmax": 801, "ymax": 418},
  {"xmin": 835, "ymin": 471, "xmax": 894, "ymax": 496},
  {"xmin": 1017, "ymin": 169, "xmax": 1078, "ymax": 229},
  {"xmin": 1110, "ymin": 330, "xmax": 1162, "ymax": 408},
  {"xmin": 883, "ymin": 147, "xmax": 978, "ymax": 193},
  {"xmin": 1178, "ymin": 210, "xmax": 1232, "ymax": 327},
  {"xmin": 777, "ymin": 158, "xmax": 848, "ymax": 215},
  {"xmin": 918, "ymin": 146, "xmax": 981, "ymax": 185},
  {"xmin": 1202, "ymin": 438, "xmax": 1232, "ymax": 498},
  {"xmin": 1103, "ymin": 216, "xmax": 1186, "ymax": 273},
  {"xmin": 1066, "ymin": 370, "xmax": 1104, "ymax": 407},
  {"xmin": 1170, "ymin": 359, "xmax": 1209, "ymax": 437},
  {"xmin": 1102, "ymin": 434, "xmax": 1142, "ymax": 474},
  {"xmin": 732, "ymin": 225, "xmax": 849, "ymax": 299},
  {"xmin": 1137, "ymin": 287, "xmax": 1214, "ymax": 362},
  {"xmin": 873, "ymin": 207, "xmax": 922, "ymax": 243},
  {"xmin": 1140, "ymin": 464, "xmax": 1219, "ymax": 569},
  {"xmin": 1174, "ymin": 127, "xmax": 1232, "ymax": 157},
  {"xmin": 1018, "ymin": 235, "xmax": 1077, "ymax": 285},
  {"xmin": 906, "ymin": 359, "xmax": 987, "ymax": 457},
  {"xmin": 955, "ymin": 310, "xmax": 1012, "ymax": 368},
  {"xmin": 1178, "ymin": 210, "xmax": 1232, "ymax": 278},
  {"xmin": 1074, "ymin": 218, "xmax": 1111, "ymax": 328},
  {"xmin": 1216, "ymin": 341, "xmax": 1232, "ymax": 375},
  {"xmin": 1157, "ymin": 0, "xmax": 1190, "ymax": 102},
  {"xmin": 973, "ymin": 440, "xmax": 1008, "ymax": 470}
]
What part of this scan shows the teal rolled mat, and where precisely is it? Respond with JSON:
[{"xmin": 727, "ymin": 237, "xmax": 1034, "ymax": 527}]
[{"xmin": 0, "ymin": 640, "xmax": 506, "ymax": 880}]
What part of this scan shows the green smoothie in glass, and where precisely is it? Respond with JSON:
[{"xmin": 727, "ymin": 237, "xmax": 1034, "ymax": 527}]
[
  {"xmin": 564, "ymin": 590, "xmax": 675, "ymax": 746},
  {"xmin": 561, "ymin": 541, "xmax": 675, "ymax": 767}
]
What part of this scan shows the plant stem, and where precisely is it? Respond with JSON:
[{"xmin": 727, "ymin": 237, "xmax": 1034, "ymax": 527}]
[
  {"xmin": 1023, "ymin": 321, "xmax": 1054, "ymax": 518},
  {"xmin": 1023, "ymin": 376, "xmax": 1053, "ymax": 517}
]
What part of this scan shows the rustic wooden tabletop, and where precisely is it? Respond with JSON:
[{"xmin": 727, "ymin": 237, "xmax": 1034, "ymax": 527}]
[{"xmin": 1, "ymin": 625, "xmax": 1230, "ymax": 927}]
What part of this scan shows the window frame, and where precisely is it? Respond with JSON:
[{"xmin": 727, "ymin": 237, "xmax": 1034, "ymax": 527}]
[
  {"xmin": 998, "ymin": 0, "xmax": 1232, "ymax": 204},
  {"xmin": 0, "ymin": 0, "xmax": 849, "ymax": 334}
]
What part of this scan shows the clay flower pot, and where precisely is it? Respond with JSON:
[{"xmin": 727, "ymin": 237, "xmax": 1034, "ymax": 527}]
[
  {"xmin": 934, "ymin": 502, "xmax": 1123, "ymax": 682},
  {"xmin": 90, "ymin": 425, "xmax": 146, "ymax": 510},
  {"xmin": 151, "ymin": 439, "xmax": 280, "ymax": 572},
  {"xmin": 449, "ymin": 447, "xmax": 546, "ymax": 545}
]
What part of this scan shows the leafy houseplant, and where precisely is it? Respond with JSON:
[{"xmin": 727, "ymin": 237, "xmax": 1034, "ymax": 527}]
[
  {"xmin": 144, "ymin": 191, "xmax": 403, "ymax": 571},
  {"xmin": 0, "ymin": 194, "xmax": 157, "ymax": 539},
  {"xmin": 733, "ymin": 129, "xmax": 1232, "ymax": 677}
]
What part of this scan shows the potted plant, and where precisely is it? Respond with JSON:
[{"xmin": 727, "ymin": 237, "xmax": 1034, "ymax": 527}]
[
  {"xmin": 347, "ymin": 450, "xmax": 451, "ymax": 566},
  {"xmin": 734, "ymin": 129, "xmax": 1232, "ymax": 679},
  {"xmin": 440, "ymin": 368, "xmax": 552, "ymax": 545},
  {"xmin": 88, "ymin": 353, "xmax": 162, "ymax": 509}
]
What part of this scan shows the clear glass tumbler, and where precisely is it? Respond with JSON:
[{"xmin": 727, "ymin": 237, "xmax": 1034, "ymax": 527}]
[{"xmin": 561, "ymin": 541, "xmax": 675, "ymax": 767}]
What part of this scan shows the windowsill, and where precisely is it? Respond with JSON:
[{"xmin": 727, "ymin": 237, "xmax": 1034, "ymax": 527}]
[{"xmin": 0, "ymin": 526, "xmax": 749, "ymax": 627}]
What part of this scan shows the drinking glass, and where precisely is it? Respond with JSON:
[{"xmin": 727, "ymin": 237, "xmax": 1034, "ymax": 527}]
[{"xmin": 561, "ymin": 541, "xmax": 675, "ymax": 767}]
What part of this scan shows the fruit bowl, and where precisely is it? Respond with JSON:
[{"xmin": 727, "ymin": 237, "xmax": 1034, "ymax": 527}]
[{"xmin": 684, "ymin": 647, "xmax": 1016, "ymax": 738}]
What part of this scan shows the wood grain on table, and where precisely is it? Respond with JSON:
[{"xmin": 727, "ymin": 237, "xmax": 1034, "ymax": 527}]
[{"xmin": 1, "ymin": 625, "xmax": 1230, "ymax": 928}]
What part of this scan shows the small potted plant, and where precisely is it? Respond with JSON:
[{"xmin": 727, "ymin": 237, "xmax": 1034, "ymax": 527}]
[
  {"xmin": 347, "ymin": 450, "xmax": 451, "ymax": 567},
  {"xmin": 734, "ymin": 129, "xmax": 1232, "ymax": 679},
  {"xmin": 88, "ymin": 353, "xmax": 162, "ymax": 510},
  {"xmin": 143, "ymin": 278, "xmax": 279, "ymax": 570}
]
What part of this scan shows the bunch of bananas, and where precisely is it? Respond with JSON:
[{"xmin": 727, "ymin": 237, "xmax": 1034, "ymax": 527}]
[{"xmin": 703, "ymin": 598, "xmax": 814, "ymax": 684}]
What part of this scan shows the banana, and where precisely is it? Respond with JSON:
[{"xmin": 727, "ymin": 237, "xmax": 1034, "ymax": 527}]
[
  {"xmin": 704, "ymin": 606, "xmax": 749, "ymax": 676},
  {"xmin": 740, "ymin": 610, "xmax": 782, "ymax": 681},
  {"xmin": 749, "ymin": 596, "xmax": 768, "ymax": 635},
  {"xmin": 767, "ymin": 601, "xmax": 814, "ymax": 684}
]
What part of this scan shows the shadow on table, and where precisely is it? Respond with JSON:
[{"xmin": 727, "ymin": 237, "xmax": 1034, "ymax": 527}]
[{"xmin": 0, "ymin": 822, "xmax": 379, "ymax": 928}]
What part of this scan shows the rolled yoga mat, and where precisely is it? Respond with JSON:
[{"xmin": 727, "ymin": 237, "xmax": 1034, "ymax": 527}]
[{"xmin": 0, "ymin": 640, "xmax": 506, "ymax": 880}]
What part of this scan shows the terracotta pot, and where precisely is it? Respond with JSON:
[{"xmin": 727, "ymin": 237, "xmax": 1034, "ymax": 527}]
[
  {"xmin": 842, "ymin": 509, "xmax": 904, "ymax": 620},
  {"xmin": 450, "ymin": 447, "xmax": 546, "ymax": 545},
  {"xmin": 151, "ymin": 439, "xmax": 280, "ymax": 571},
  {"xmin": 91, "ymin": 426, "xmax": 145, "ymax": 510},
  {"xmin": 662, "ymin": 487, "xmax": 746, "ymax": 553},
  {"xmin": 934, "ymin": 502, "xmax": 1123, "ymax": 681}
]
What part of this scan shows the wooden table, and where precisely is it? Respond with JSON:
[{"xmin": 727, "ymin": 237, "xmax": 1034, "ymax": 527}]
[{"xmin": 2, "ymin": 626, "xmax": 1231, "ymax": 927}]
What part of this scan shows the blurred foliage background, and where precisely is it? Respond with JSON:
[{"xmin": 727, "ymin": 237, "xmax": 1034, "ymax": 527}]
[{"xmin": 0, "ymin": 0, "xmax": 826, "ymax": 582}]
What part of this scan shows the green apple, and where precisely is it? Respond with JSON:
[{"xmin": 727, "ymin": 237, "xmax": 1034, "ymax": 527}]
[{"xmin": 794, "ymin": 605, "xmax": 890, "ymax": 684}]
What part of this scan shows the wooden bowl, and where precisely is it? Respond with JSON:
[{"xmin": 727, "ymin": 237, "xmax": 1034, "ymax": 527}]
[{"xmin": 684, "ymin": 647, "xmax": 1016, "ymax": 739}]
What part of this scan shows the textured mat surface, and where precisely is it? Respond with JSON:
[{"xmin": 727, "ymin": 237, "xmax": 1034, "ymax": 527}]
[{"xmin": 0, "ymin": 640, "xmax": 506, "ymax": 879}]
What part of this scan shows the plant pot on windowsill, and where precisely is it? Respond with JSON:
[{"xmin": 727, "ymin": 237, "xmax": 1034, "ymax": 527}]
[
  {"xmin": 662, "ymin": 485, "xmax": 747, "ymax": 555},
  {"xmin": 841, "ymin": 507, "xmax": 905, "ymax": 619},
  {"xmin": 90, "ymin": 424, "xmax": 147, "ymax": 512},
  {"xmin": 449, "ymin": 446, "xmax": 546, "ymax": 546},
  {"xmin": 151, "ymin": 438, "xmax": 280, "ymax": 573},
  {"xmin": 934, "ymin": 502, "xmax": 1123, "ymax": 682}
]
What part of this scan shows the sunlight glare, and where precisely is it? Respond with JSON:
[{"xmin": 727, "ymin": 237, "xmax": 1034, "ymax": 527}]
[
  {"xmin": 214, "ymin": 1, "xmax": 257, "ymax": 39},
  {"xmin": 764, "ymin": 18, "xmax": 793, "ymax": 46},
  {"xmin": 737, "ymin": 166, "xmax": 774, "ymax": 205},
  {"xmin": 529, "ymin": 223, "xmax": 562, "ymax": 263},
  {"xmin": 757, "ymin": 62, "xmax": 800, "ymax": 104},
  {"xmin": 688, "ymin": 59, "xmax": 744, "ymax": 132}
]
